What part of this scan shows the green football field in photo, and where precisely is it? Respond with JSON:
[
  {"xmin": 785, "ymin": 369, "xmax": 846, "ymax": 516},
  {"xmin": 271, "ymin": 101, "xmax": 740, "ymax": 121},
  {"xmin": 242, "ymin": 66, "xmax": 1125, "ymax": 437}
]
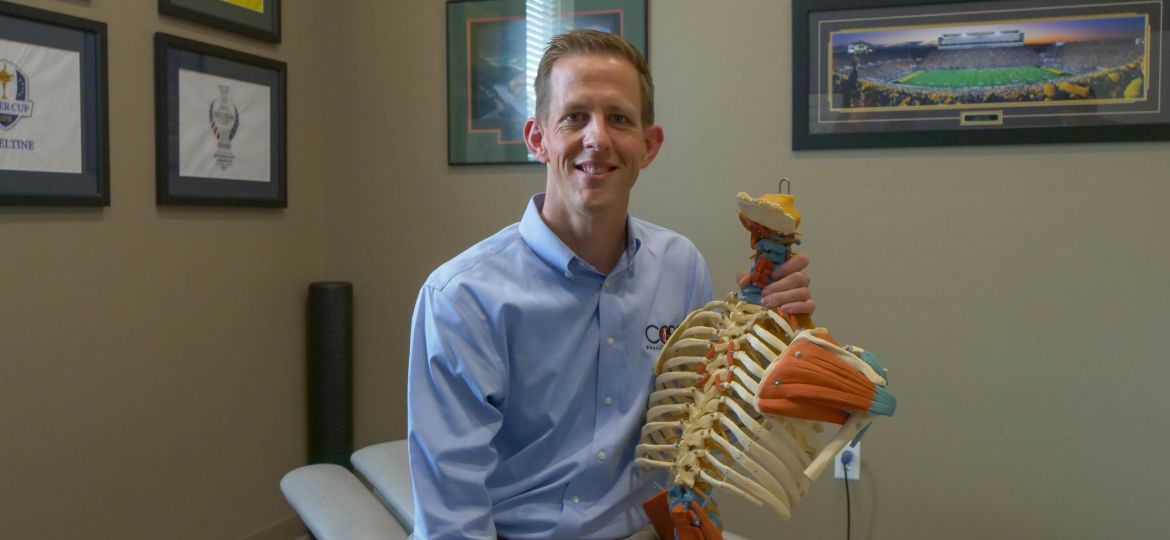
[{"xmin": 896, "ymin": 66, "xmax": 1064, "ymax": 88}]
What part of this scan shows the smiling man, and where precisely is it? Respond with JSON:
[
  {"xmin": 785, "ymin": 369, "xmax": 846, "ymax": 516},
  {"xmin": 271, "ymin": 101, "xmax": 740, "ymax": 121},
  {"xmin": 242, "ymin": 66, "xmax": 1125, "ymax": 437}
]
[{"xmin": 407, "ymin": 30, "xmax": 813, "ymax": 539}]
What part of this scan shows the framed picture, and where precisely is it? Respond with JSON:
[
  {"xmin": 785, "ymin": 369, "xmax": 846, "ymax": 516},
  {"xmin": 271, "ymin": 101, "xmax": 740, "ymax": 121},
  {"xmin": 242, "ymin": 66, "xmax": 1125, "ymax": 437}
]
[
  {"xmin": 159, "ymin": 0, "xmax": 281, "ymax": 43},
  {"xmin": 154, "ymin": 33, "xmax": 287, "ymax": 207},
  {"xmin": 446, "ymin": 0, "xmax": 648, "ymax": 165},
  {"xmin": 793, "ymin": 0, "xmax": 1170, "ymax": 150},
  {"xmin": 0, "ymin": 1, "xmax": 108, "ymax": 206}
]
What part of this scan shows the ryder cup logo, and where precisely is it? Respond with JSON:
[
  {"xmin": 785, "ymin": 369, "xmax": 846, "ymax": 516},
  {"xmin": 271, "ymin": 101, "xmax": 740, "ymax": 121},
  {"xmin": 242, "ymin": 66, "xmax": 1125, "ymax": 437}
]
[
  {"xmin": 0, "ymin": 61, "xmax": 34, "ymax": 130},
  {"xmin": 209, "ymin": 85, "xmax": 239, "ymax": 169}
]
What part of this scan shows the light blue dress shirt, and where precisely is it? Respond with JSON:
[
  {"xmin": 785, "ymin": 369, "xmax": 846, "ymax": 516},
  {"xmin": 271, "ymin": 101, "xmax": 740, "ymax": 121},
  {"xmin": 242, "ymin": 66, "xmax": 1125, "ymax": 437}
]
[{"xmin": 408, "ymin": 194, "xmax": 714, "ymax": 539}]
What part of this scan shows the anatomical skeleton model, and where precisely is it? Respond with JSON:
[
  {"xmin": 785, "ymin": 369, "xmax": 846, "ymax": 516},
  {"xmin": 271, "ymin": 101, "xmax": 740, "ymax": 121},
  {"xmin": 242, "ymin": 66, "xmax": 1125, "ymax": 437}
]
[{"xmin": 636, "ymin": 188, "xmax": 897, "ymax": 539}]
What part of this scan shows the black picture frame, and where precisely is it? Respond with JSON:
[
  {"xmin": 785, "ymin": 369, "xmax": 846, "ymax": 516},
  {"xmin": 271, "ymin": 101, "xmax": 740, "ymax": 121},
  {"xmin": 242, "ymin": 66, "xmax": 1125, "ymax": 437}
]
[
  {"xmin": 154, "ymin": 33, "xmax": 287, "ymax": 207},
  {"xmin": 159, "ymin": 0, "xmax": 281, "ymax": 43},
  {"xmin": 0, "ymin": 1, "xmax": 108, "ymax": 206},
  {"xmin": 446, "ymin": 0, "xmax": 649, "ymax": 165},
  {"xmin": 793, "ymin": 0, "xmax": 1170, "ymax": 150}
]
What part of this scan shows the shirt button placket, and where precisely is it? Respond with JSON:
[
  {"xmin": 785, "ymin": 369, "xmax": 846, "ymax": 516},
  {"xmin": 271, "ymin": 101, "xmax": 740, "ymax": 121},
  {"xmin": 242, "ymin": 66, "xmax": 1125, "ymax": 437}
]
[{"xmin": 595, "ymin": 275, "xmax": 618, "ymax": 505}]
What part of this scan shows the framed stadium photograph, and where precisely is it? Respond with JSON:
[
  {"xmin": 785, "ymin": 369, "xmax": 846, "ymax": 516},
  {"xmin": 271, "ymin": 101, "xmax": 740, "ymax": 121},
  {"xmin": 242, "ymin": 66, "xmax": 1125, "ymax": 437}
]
[
  {"xmin": 446, "ymin": 0, "xmax": 648, "ymax": 165},
  {"xmin": 154, "ymin": 33, "xmax": 287, "ymax": 206},
  {"xmin": 793, "ymin": 0, "xmax": 1170, "ymax": 150},
  {"xmin": 159, "ymin": 0, "xmax": 281, "ymax": 43},
  {"xmin": 0, "ymin": 1, "xmax": 108, "ymax": 206}
]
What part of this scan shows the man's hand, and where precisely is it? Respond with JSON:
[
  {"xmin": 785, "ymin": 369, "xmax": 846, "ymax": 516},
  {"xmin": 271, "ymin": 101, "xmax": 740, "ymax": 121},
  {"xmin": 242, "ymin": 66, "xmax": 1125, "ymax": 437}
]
[{"xmin": 736, "ymin": 253, "xmax": 815, "ymax": 314}]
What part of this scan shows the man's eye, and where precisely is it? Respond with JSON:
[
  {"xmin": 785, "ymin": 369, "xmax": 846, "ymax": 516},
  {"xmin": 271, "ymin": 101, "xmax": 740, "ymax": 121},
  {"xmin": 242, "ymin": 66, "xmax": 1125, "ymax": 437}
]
[
  {"xmin": 563, "ymin": 113, "xmax": 584, "ymax": 123},
  {"xmin": 610, "ymin": 115, "xmax": 630, "ymax": 125}
]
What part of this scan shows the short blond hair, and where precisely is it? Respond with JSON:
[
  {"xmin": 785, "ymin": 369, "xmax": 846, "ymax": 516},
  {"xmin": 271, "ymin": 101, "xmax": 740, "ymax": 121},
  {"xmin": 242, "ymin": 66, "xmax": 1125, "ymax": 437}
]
[{"xmin": 534, "ymin": 29, "xmax": 654, "ymax": 125}]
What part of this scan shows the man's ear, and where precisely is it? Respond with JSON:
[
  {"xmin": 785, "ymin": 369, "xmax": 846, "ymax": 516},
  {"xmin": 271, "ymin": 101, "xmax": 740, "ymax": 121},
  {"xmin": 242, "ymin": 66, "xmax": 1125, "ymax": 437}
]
[
  {"xmin": 524, "ymin": 117, "xmax": 547, "ymax": 163},
  {"xmin": 639, "ymin": 124, "xmax": 665, "ymax": 168}
]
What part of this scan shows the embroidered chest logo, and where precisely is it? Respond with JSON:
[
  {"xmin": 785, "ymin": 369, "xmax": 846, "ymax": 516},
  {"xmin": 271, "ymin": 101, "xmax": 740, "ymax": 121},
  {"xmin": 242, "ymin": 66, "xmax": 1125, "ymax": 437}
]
[{"xmin": 644, "ymin": 324, "xmax": 678, "ymax": 352}]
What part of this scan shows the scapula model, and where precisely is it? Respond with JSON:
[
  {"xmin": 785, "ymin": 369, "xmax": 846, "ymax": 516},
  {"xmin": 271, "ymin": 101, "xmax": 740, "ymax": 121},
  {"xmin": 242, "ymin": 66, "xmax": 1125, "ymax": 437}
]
[{"xmin": 636, "ymin": 189, "xmax": 896, "ymax": 540}]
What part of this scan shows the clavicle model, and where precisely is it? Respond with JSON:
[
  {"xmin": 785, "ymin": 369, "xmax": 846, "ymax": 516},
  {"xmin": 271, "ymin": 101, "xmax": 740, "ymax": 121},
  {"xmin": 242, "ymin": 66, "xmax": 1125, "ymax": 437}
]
[{"xmin": 636, "ymin": 188, "xmax": 896, "ymax": 539}]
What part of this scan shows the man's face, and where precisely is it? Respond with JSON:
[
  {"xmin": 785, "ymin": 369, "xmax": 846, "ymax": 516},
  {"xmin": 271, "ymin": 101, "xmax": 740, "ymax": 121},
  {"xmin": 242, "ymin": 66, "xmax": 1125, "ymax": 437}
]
[{"xmin": 524, "ymin": 54, "xmax": 663, "ymax": 222}]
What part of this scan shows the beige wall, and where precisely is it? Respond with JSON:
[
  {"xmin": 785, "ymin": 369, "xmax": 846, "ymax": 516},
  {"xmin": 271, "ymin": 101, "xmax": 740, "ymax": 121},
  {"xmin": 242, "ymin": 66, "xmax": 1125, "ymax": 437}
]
[
  {"xmin": 2, "ymin": 0, "xmax": 323, "ymax": 538},
  {"xmin": 5, "ymin": 0, "xmax": 1169, "ymax": 539}
]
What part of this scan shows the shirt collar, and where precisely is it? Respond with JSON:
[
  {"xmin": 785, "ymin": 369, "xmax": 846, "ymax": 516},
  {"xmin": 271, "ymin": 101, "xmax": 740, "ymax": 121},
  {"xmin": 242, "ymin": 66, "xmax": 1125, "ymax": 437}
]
[{"xmin": 519, "ymin": 193, "xmax": 643, "ymax": 280}]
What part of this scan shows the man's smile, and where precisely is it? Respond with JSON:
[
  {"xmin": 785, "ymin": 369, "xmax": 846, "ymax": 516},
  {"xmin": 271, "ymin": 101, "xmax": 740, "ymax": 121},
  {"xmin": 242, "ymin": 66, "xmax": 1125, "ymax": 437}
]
[{"xmin": 575, "ymin": 161, "xmax": 618, "ymax": 176}]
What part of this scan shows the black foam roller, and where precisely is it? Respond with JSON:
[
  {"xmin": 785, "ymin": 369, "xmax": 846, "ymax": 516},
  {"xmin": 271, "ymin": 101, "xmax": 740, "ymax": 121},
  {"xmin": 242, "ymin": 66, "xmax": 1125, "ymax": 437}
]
[{"xmin": 307, "ymin": 281, "xmax": 353, "ymax": 467}]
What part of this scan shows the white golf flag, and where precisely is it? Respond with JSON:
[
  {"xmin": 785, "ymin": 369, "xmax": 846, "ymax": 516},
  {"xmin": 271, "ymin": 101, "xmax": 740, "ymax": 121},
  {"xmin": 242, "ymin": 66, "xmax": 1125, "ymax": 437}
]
[
  {"xmin": 178, "ymin": 69, "xmax": 271, "ymax": 182},
  {"xmin": 0, "ymin": 38, "xmax": 82, "ymax": 174}
]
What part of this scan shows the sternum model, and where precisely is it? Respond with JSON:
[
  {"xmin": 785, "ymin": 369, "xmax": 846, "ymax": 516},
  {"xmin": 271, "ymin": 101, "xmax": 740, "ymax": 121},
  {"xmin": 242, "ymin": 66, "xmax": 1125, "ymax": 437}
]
[{"xmin": 636, "ymin": 189, "xmax": 897, "ymax": 539}]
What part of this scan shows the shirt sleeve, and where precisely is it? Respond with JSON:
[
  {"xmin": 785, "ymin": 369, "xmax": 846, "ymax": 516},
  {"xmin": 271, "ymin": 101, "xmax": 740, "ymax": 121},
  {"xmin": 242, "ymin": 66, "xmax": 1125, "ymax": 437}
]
[{"xmin": 407, "ymin": 283, "xmax": 508, "ymax": 540}]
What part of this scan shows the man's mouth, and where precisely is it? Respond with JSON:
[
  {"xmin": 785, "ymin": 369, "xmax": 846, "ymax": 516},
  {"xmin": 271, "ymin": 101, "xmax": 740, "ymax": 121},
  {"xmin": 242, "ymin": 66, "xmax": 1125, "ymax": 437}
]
[{"xmin": 575, "ymin": 163, "xmax": 617, "ymax": 175}]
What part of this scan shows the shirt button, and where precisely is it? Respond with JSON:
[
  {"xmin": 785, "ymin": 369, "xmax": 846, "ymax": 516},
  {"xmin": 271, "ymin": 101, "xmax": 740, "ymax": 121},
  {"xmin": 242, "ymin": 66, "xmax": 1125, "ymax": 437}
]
[
  {"xmin": 604, "ymin": 282, "xmax": 611, "ymax": 289},
  {"xmin": 606, "ymin": 337, "xmax": 615, "ymax": 347},
  {"xmin": 603, "ymin": 396, "xmax": 614, "ymax": 406},
  {"xmin": 598, "ymin": 451, "xmax": 607, "ymax": 461},
  {"xmin": 571, "ymin": 496, "xmax": 580, "ymax": 504}
]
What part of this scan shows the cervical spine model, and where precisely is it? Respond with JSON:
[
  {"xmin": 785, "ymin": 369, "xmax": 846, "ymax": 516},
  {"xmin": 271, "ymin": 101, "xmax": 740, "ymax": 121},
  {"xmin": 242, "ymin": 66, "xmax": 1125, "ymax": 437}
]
[{"xmin": 636, "ymin": 191, "xmax": 896, "ymax": 540}]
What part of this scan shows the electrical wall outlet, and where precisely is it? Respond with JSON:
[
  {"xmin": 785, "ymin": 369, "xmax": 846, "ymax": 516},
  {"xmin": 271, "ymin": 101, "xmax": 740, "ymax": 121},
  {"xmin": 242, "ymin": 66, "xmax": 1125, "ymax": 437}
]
[{"xmin": 834, "ymin": 442, "xmax": 861, "ymax": 480}]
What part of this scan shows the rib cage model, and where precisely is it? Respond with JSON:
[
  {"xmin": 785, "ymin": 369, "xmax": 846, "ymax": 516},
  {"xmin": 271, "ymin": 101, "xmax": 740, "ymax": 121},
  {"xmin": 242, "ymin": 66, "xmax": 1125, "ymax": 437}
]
[{"xmin": 636, "ymin": 190, "xmax": 896, "ymax": 539}]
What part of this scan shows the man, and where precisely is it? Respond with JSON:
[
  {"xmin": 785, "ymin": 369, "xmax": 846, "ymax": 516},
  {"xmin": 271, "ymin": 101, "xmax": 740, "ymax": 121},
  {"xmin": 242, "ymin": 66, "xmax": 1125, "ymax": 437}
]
[{"xmin": 408, "ymin": 29, "xmax": 813, "ymax": 539}]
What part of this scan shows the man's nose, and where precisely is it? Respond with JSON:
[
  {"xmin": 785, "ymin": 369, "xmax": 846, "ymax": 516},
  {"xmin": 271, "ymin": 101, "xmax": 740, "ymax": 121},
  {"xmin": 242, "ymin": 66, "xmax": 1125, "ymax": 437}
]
[{"xmin": 582, "ymin": 115, "xmax": 611, "ymax": 152}]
